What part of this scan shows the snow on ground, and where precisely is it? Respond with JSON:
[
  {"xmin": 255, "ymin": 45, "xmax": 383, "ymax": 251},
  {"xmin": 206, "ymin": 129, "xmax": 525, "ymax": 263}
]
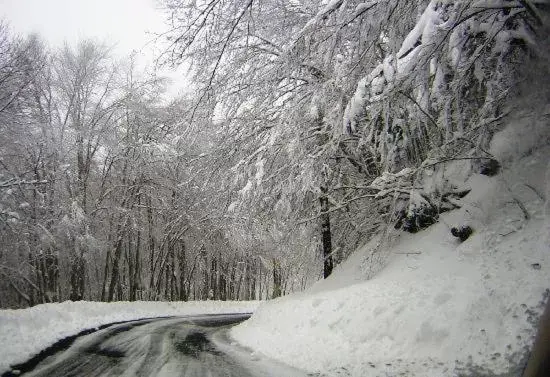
[
  {"xmin": 232, "ymin": 135, "xmax": 550, "ymax": 374},
  {"xmin": 0, "ymin": 300, "xmax": 259, "ymax": 374}
]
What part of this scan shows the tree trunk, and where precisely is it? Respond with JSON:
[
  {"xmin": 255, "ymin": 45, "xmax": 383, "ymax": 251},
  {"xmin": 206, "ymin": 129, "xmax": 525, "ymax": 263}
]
[
  {"xmin": 107, "ymin": 234, "xmax": 125, "ymax": 302},
  {"xmin": 272, "ymin": 259, "xmax": 282, "ymax": 299},
  {"xmin": 69, "ymin": 255, "xmax": 85, "ymax": 301},
  {"xmin": 319, "ymin": 186, "xmax": 333, "ymax": 278},
  {"xmin": 228, "ymin": 261, "xmax": 236, "ymax": 300},
  {"xmin": 178, "ymin": 240, "xmax": 187, "ymax": 301},
  {"xmin": 147, "ymin": 196, "xmax": 156, "ymax": 299},
  {"xmin": 132, "ymin": 227, "xmax": 141, "ymax": 301},
  {"xmin": 258, "ymin": 264, "xmax": 262, "ymax": 300},
  {"xmin": 210, "ymin": 257, "xmax": 217, "ymax": 300}
]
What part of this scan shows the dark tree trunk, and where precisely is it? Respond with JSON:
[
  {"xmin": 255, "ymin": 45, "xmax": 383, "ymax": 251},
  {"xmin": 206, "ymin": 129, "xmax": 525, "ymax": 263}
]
[
  {"xmin": 101, "ymin": 218, "xmax": 114, "ymax": 301},
  {"xmin": 258, "ymin": 264, "xmax": 262, "ymax": 300},
  {"xmin": 147, "ymin": 196, "xmax": 156, "ymax": 299},
  {"xmin": 272, "ymin": 259, "xmax": 282, "ymax": 299},
  {"xmin": 101, "ymin": 250, "xmax": 111, "ymax": 301},
  {"xmin": 219, "ymin": 262, "xmax": 227, "ymax": 301},
  {"xmin": 127, "ymin": 237, "xmax": 134, "ymax": 301},
  {"xmin": 170, "ymin": 245, "xmax": 177, "ymax": 300},
  {"xmin": 319, "ymin": 186, "xmax": 333, "ymax": 278},
  {"xmin": 228, "ymin": 261, "xmax": 236, "ymax": 300},
  {"xmin": 178, "ymin": 241, "xmax": 187, "ymax": 301},
  {"xmin": 107, "ymin": 236, "xmax": 124, "ymax": 302},
  {"xmin": 69, "ymin": 256, "xmax": 85, "ymax": 301},
  {"xmin": 40, "ymin": 252, "xmax": 59, "ymax": 302},
  {"xmin": 132, "ymin": 228, "xmax": 141, "ymax": 300},
  {"xmin": 243, "ymin": 259, "xmax": 250, "ymax": 300},
  {"xmin": 210, "ymin": 257, "xmax": 217, "ymax": 300}
]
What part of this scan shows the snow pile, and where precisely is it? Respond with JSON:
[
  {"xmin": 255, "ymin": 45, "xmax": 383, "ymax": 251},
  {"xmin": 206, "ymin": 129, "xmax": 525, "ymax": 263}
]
[
  {"xmin": 232, "ymin": 142, "xmax": 550, "ymax": 375},
  {"xmin": 0, "ymin": 300, "xmax": 259, "ymax": 374}
]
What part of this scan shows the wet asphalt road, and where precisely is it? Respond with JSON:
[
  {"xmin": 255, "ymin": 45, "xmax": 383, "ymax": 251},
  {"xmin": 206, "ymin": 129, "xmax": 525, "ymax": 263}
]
[{"xmin": 10, "ymin": 314, "xmax": 308, "ymax": 377}]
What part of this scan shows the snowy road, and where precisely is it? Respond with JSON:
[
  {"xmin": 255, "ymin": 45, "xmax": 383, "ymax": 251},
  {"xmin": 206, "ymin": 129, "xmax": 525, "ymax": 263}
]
[{"xmin": 8, "ymin": 314, "xmax": 308, "ymax": 377}]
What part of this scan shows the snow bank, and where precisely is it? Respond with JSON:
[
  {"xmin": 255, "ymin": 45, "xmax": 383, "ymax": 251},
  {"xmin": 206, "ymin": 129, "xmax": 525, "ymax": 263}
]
[
  {"xmin": 0, "ymin": 300, "xmax": 259, "ymax": 374},
  {"xmin": 232, "ymin": 143, "xmax": 550, "ymax": 376}
]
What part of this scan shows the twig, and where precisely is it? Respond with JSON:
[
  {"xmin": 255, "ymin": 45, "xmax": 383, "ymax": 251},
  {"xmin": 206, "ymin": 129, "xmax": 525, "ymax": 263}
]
[
  {"xmin": 518, "ymin": 0, "xmax": 544, "ymax": 25},
  {"xmin": 0, "ymin": 179, "xmax": 48, "ymax": 188},
  {"xmin": 397, "ymin": 90, "xmax": 439, "ymax": 130},
  {"xmin": 422, "ymin": 156, "xmax": 494, "ymax": 168},
  {"xmin": 523, "ymin": 183, "xmax": 545, "ymax": 202},
  {"xmin": 512, "ymin": 196, "xmax": 530, "ymax": 220}
]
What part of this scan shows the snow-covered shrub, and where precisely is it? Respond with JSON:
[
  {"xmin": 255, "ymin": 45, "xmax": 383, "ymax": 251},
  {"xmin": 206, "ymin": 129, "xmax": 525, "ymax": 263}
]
[{"xmin": 451, "ymin": 225, "xmax": 473, "ymax": 242}]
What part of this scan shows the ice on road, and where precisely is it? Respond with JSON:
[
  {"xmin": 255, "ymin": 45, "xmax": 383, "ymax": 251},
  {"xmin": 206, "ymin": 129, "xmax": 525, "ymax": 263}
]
[{"xmin": 14, "ymin": 314, "xmax": 307, "ymax": 377}]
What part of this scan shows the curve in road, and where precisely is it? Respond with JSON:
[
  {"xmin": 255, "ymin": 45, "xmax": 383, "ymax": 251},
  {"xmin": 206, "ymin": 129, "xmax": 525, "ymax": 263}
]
[{"xmin": 8, "ymin": 314, "xmax": 309, "ymax": 377}]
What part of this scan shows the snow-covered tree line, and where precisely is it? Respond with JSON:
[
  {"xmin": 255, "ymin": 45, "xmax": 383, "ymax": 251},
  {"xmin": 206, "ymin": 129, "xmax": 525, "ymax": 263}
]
[
  {"xmin": 0, "ymin": 26, "xmax": 284, "ymax": 308},
  {"xmin": 1, "ymin": 0, "xmax": 547, "ymax": 308},
  {"xmin": 160, "ymin": 0, "xmax": 548, "ymax": 277}
]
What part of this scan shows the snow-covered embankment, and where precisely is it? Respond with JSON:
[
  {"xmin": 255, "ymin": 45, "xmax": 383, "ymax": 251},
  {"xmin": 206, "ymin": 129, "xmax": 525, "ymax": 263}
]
[{"xmin": 232, "ymin": 127, "xmax": 550, "ymax": 376}]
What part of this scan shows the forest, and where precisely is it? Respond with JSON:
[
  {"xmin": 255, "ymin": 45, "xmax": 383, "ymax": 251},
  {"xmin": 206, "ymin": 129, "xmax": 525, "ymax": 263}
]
[{"xmin": 0, "ymin": 0, "xmax": 548, "ymax": 308}]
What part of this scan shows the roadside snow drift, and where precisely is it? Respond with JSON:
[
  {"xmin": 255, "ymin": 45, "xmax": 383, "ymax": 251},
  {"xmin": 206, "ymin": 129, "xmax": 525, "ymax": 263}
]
[
  {"xmin": 232, "ymin": 143, "xmax": 550, "ymax": 376},
  {"xmin": 0, "ymin": 300, "xmax": 259, "ymax": 374}
]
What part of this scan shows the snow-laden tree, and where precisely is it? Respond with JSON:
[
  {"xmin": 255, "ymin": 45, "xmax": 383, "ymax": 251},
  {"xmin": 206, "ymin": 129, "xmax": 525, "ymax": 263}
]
[
  {"xmin": 1, "ymin": 0, "xmax": 546, "ymax": 307},
  {"xmin": 0, "ymin": 29, "xmax": 61, "ymax": 306},
  {"xmin": 157, "ymin": 0, "xmax": 430, "ymax": 277},
  {"xmin": 159, "ymin": 0, "xmax": 548, "ymax": 279},
  {"xmin": 340, "ymin": 0, "xmax": 546, "ymax": 235}
]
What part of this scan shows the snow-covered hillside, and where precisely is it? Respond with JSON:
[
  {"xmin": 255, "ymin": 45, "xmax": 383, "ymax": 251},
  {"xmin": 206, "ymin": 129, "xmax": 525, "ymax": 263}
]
[{"xmin": 232, "ymin": 119, "xmax": 550, "ymax": 376}]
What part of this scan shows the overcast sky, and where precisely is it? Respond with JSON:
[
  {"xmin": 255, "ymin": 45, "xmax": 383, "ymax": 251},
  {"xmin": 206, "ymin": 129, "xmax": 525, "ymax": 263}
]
[
  {"xmin": 0, "ymin": 0, "xmax": 187, "ymax": 93},
  {"xmin": 1, "ymin": 0, "xmax": 165, "ymax": 52}
]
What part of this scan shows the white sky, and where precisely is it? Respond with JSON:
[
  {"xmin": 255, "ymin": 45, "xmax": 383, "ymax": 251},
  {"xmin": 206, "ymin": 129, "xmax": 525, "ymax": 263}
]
[{"xmin": 0, "ymin": 0, "xmax": 188, "ymax": 95}]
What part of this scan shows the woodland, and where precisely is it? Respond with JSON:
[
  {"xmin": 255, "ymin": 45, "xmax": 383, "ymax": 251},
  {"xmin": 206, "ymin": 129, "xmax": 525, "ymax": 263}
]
[{"xmin": 0, "ymin": 0, "xmax": 548, "ymax": 308}]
